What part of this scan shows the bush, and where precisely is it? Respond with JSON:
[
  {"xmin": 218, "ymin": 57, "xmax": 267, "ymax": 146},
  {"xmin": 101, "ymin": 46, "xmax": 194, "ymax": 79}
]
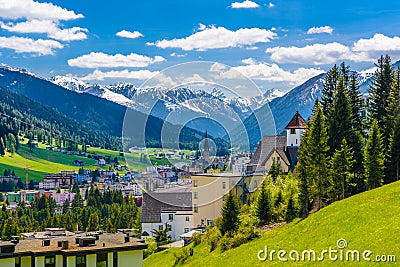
[
  {"xmin": 219, "ymin": 233, "xmax": 232, "ymax": 252},
  {"xmin": 204, "ymin": 226, "xmax": 221, "ymax": 252},
  {"xmin": 143, "ymin": 237, "xmax": 157, "ymax": 258},
  {"xmin": 231, "ymin": 232, "xmax": 248, "ymax": 248},
  {"xmin": 192, "ymin": 232, "xmax": 202, "ymax": 246},
  {"xmin": 173, "ymin": 247, "xmax": 189, "ymax": 266}
]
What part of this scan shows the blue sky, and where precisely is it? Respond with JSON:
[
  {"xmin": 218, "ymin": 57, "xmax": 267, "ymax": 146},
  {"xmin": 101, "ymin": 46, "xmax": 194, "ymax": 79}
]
[{"xmin": 1, "ymin": 0, "xmax": 400, "ymax": 92}]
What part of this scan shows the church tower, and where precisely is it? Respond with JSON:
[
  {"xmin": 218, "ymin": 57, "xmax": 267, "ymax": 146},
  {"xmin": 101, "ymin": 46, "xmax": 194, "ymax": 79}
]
[
  {"xmin": 204, "ymin": 130, "xmax": 210, "ymax": 163},
  {"xmin": 285, "ymin": 111, "xmax": 307, "ymax": 147}
]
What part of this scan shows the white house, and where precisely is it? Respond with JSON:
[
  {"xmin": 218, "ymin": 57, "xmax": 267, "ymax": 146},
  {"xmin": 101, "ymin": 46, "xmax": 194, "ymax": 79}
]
[{"xmin": 140, "ymin": 192, "xmax": 193, "ymax": 241}]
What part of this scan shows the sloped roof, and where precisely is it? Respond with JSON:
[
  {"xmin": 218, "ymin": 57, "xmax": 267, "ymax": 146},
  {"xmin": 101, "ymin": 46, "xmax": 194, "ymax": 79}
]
[
  {"xmin": 249, "ymin": 135, "xmax": 287, "ymax": 167},
  {"xmin": 140, "ymin": 192, "xmax": 192, "ymax": 223},
  {"xmin": 285, "ymin": 111, "xmax": 307, "ymax": 129}
]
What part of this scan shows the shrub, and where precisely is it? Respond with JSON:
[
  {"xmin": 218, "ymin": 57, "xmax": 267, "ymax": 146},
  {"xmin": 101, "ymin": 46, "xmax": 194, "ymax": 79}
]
[
  {"xmin": 192, "ymin": 232, "xmax": 202, "ymax": 246},
  {"xmin": 219, "ymin": 233, "xmax": 232, "ymax": 252},
  {"xmin": 204, "ymin": 226, "xmax": 221, "ymax": 252},
  {"xmin": 143, "ymin": 237, "xmax": 157, "ymax": 258},
  {"xmin": 173, "ymin": 247, "xmax": 189, "ymax": 266},
  {"xmin": 231, "ymin": 232, "xmax": 248, "ymax": 248}
]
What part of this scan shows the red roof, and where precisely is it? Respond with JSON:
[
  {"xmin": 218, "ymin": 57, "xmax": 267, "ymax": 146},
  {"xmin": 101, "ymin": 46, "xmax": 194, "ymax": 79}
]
[{"xmin": 285, "ymin": 111, "xmax": 307, "ymax": 129}]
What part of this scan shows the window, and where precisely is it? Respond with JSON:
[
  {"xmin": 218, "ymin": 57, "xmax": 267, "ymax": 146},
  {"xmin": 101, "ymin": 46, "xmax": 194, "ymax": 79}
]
[
  {"xmin": 290, "ymin": 129, "xmax": 296, "ymax": 134},
  {"xmin": 97, "ymin": 253, "xmax": 108, "ymax": 267},
  {"xmin": 185, "ymin": 216, "xmax": 190, "ymax": 221},
  {"xmin": 113, "ymin": 252, "xmax": 118, "ymax": 267},
  {"xmin": 159, "ymin": 225, "xmax": 163, "ymax": 230},
  {"xmin": 222, "ymin": 194, "xmax": 226, "ymax": 201},
  {"xmin": 193, "ymin": 180, "xmax": 198, "ymax": 187},
  {"xmin": 222, "ymin": 181, "xmax": 226, "ymax": 189},
  {"xmin": 169, "ymin": 214, "xmax": 174, "ymax": 221},
  {"xmin": 207, "ymin": 220, "xmax": 213, "ymax": 226},
  {"xmin": 76, "ymin": 256, "xmax": 86, "ymax": 267},
  {"xmin": 194, "ymin": 191, "xmax": 198, "ymax": 199},
  {"xmin": 184, "ymin": 228, "xmax": 189, "ymax": 233},
  {"xmin": 194, "ymin": 204, "xmax": 198, "ymax": 213},
  {"xmin": 296, "ymin": 138, "xmax": 298, "ymax": 144},
  {"xmin": 45, "ymin": 256, "xmax": 55, "ymax": 267}
]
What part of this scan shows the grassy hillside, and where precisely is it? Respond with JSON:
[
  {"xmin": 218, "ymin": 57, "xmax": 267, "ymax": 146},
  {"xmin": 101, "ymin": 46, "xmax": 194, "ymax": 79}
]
[{"xmin": 145, "ymin": 181, "xmax": 400, "ymax": 266}]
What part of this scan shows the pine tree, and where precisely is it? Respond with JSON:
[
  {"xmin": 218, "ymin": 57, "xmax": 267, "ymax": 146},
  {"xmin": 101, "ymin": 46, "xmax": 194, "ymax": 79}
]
[
  {"xmin": 297, "ymin": 118, "xmax": 311, "ymax": 218},
  {"xmin": 0, "ymin": 137, "xmax": 5, "ymax": 156},
  {"xmin": 368, "ymin": 55, "xmax": 394, "ymax": 145},
  {"xmin": 307, "ymin": 103, "xmax": 330, "ymax": 211},
  {"xmin": 348, "ymin": 73, "xmax": 365, "ymax": 133},
  {"xmin": 328, "ymin": 76, "xmax": 353, "ymax": 154},
  {"xmin": 321, "ymin": 65, "xmax": 339, "ymax": 115},
  {"xmin": 364, "ymin": 120, "xmax": 385, "ymax": 190},
  {"xmin": 220, "ymin": 191, "xmax": 240, "ymax": 236},
  {"xmin": 1, "ymin": 217, "xmax": 19, "ymax": 240},
  {"xmin": 387, "ymin": 117, "xmax": 400, "ymax": 183},
  {"xmin": 256, "ymin": 182, "xmax": 271, "ymax": 224},
  {"xmin": 330, "ymin": 139, "xmax": 355, "ymax": 201},
  {"xmin": 285, "ymin": 195, "xmax": 297, "ymax": 223}
]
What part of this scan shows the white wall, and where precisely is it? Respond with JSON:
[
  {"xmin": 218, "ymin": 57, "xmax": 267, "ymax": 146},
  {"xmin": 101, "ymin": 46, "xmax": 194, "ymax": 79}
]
[
  {"xmin": 286, "ymin": 129, "xmax": 304, "ymax": 147},
  {"xmin": 161, "ymin": 212, "xmax": 193, "ymax": 241}
]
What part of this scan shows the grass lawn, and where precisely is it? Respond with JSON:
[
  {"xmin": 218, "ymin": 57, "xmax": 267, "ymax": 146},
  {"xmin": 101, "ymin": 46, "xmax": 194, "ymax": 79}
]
[{"xmin": 144, "ymin": 181, "xmax": 400, "ymax": 267}]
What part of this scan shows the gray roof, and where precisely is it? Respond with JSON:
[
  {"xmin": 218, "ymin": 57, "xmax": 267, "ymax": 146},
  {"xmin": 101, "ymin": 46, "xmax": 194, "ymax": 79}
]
[
  {"xmin": 140, "ymin": 192, "xmax": 192, "ymax": 223},
  {"xmin": 249, "ymin": 135, "xmax": 287, "ymax": 167}
]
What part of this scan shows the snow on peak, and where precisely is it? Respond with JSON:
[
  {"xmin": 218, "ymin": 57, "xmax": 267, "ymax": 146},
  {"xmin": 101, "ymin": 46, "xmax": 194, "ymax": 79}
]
[{"xmin": 49, "ymin": 75, "xmax": 90, "ymax": 92}]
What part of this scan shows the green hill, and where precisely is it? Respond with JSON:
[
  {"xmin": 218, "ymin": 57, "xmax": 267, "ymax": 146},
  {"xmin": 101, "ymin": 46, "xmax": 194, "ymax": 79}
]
[{"xmin": 144, "ymin": 181, "xmax": 400, "ymax": 266}]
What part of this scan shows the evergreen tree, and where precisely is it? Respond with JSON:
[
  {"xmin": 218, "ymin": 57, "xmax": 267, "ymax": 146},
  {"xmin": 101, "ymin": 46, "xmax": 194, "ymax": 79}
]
[
  {"xmin": 348, "ymin": 73, "xmax": 364, "ymax": 132},
  {"xmin": 220, "ymin": 191, "xmax": 240, "ymax": 236},
  {"xmin": 256, "ymin": 182, "xmax": 271, "ymax": 224},
  {"xmin": 368, "ymin": 55, "xmax": 394, "ymax": 145},
  {"xmin": 62, "ymin": 199, "xmax": 70, "ymax": 214},
  {"xmin": 285, "ymin": 195, "xmax": 297, "ymax": 223},
  {"xmin": 328, "ymin": 76, "xmax": 353, "ymax": 154},
  {"xmin": 387, "ymin": 117, "xmax": 400, "ymax": 183},
  {"xmin": 304, "ymin": 102, "xmax": 330, "ymax": 211},
  {"xmin": 364, "ymin": 120, "xmax": 385, "ymax": 190},
  {"xmin": 0, "ymin": 137, "xmax": 5, "ymax": 156},
  {"xmin": 1, "ymin": 217, "xmax": 19, "ymax": 240},
  {"xmin": 268, "ymin": 159, "xmax": 281, "ymax": 181},
  {"xmin": 330, "ymin": 139, "xmax": 355, "ymax": 201},
  {"xmin": 297, "ymin": 118, "xmax": 311, "ymax": 218},
  {"xmin": 321, "ymin": 65, "xmax": 339, "ymax": 115}
]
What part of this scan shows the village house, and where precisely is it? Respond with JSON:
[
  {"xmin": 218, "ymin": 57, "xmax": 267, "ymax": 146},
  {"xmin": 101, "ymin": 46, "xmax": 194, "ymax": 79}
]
[
  {"xmin": 0, "ymin": 231, "xmax": 147, "ymax": 267},
  {"xmin": 140, "ymin": 192, "xmax": 193, "ymax": 241}
]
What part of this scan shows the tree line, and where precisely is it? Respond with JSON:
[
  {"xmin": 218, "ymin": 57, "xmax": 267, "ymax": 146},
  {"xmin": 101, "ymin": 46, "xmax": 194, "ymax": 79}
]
[
  {"xmin": 0, "ymin": 184, "xmax": 141, "ymax": 240},
  {"xmin": 297, "ymin": 55, "xmax": 400, "ymax": 217}
]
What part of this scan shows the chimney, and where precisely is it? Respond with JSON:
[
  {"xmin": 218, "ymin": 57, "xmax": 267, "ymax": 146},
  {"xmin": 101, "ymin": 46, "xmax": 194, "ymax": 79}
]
[{"xmin": 124, "ymin": 233, "xmax": 130, "ymax": 243}]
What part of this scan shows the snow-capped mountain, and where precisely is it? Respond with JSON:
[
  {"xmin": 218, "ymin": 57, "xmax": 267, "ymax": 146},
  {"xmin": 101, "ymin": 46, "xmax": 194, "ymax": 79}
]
[{"xmin": 50, "ymin": 76, "xmax": 280, "ymax": 136}]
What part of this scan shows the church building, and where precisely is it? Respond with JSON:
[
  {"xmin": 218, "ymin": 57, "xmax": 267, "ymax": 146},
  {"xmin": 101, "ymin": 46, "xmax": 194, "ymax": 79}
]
[{"xmin": 247, "ymin": 111, "xmax": 307, "ymax": 174}]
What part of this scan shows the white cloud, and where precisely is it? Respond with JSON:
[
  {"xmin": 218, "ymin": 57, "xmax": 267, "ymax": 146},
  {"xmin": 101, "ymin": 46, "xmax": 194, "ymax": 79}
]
[
  {"xmin": 233, "ymin": 60, "xmax": 324, "ymax": 84},
  {"xmin": 77, "ymin": 69, "xmax": 159, "ymax": 81},
  {"xmin": 68, "ymin": 52, "xmax": 166, "ymax": 68},
  {"xmin": 231, "ymin": 0, "xmax": 260, "ymax": 8},
  {"xmin": 0, "ymin": 20, "xmax": 88, "ymax": 41},
  {"xmin": 353, "ymin": 33, "xmax": 400, "ymax": 52},
  {"xmin": 307, "ymin": 26, "xmax": 333, "ymax": 35},
  {"xmin": 48, "ymin": 27, "xmax": 88, "ymax": 41},
  {"xmin": 266, "ymin": 42, "xmax": 370, "ymax": 65},
  {"xmin": 0, "ymin": 0, "xmax": 83, "ymax": 21},
  {"xmin": 198, "ymin": 23, "xmax": 206, "ymax": 30},
  {"xmin": 116, "ymin": 30, "xmax": 143, "ymax": 39},
  {"xmin": 170, "ymin": 52, "xmax": 187, "ymax": 58},
  {"xmin": 0, "ymin": 36, "xmax": 63, "ymax": 55},
  {"xmin": 268, "ymin": 2, "xmax": 275, "ymax": 8},
  {"xmin": 152, "ymin": 25, "xmax": 276, "ymax": 51}
]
